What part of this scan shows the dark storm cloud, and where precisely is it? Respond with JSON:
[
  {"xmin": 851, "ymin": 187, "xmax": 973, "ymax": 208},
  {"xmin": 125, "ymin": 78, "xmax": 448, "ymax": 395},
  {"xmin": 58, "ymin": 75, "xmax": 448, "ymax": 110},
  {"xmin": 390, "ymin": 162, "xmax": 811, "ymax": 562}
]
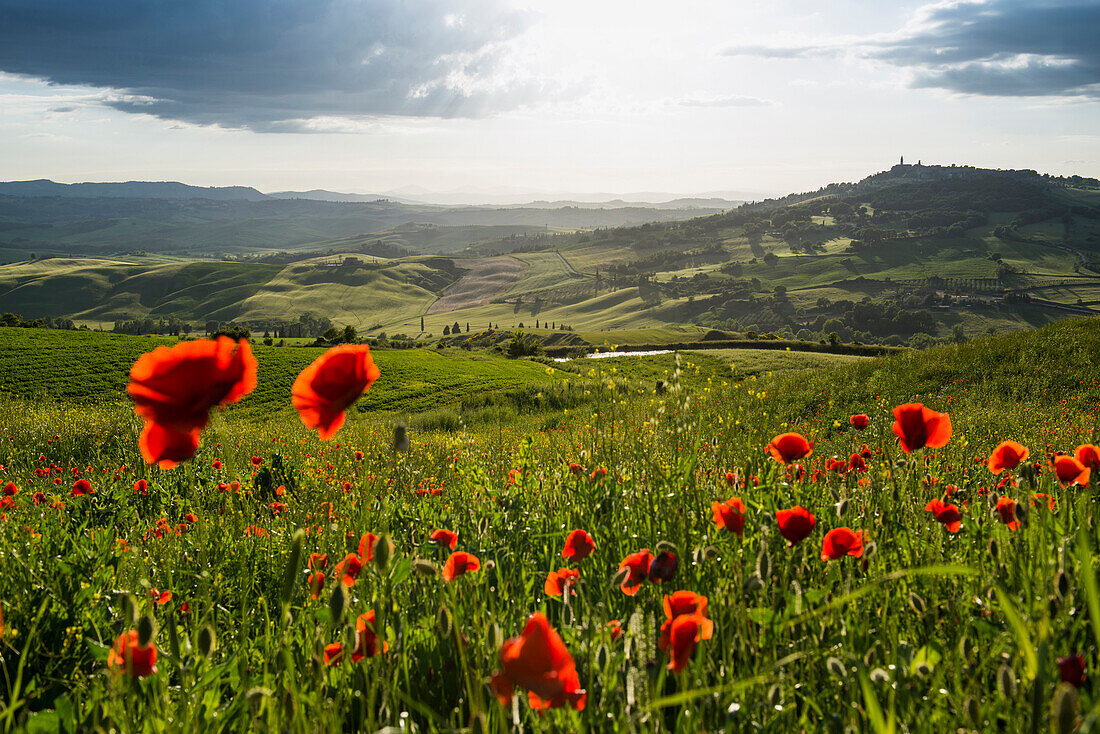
[
  {"xmin": 0, "ymin": 0, "xmax": 538, "ymax": 130},
  {"xmin": 723, "ymin": 0, "xmax": 1100, "ymax": 99}
]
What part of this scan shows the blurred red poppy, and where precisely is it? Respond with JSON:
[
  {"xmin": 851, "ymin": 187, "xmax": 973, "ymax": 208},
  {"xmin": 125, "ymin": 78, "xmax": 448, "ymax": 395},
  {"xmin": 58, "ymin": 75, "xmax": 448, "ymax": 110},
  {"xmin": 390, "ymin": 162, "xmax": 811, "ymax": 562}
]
[
  {"xmin": 848, "ymin": 454, "xmax": 868, "ymax": 472},
  {"xmin": 988, "ymin": 440, "xmax": 1029, "ymax": 474},
  {"xmin": 429, "ymin": 528, "xmax": 458, "ymax": 551},
  {"xmin": 323, "ymin": 642, "xmax": 344, "ymax": 665},
  {"xmin": 849, "ymin": 414, "xmax": 869, "ymax": 430},
  {"xmin": 648, "ymin": 551, "xmax": 679, "ymax": 582},
  {"xmin": 607, "ymin": 620, "xmax": 622, "ymax": 641},
  {"xmin": 1053, "ymin": 455, "xmax": 1091, "ymax": 487},
  {"xmin": 150, "ymin": 588, "xmax": 172, "ymax": 606},
  {"xmin": 821, "ymin": 527, "xmax": 865, "ymax": 560},
  {"xmin": 711, "ymin": 497, "xmax": 747, "ymax": 538},
  {"xmin": 995, "ymin": 496, "xmax": 1020, "ymax": 530},
  {"xmin": 107, "ymin": 630, "xmax": 157, "ymax": 677},
  {"xmin": 128, "ymin": 337, "xmax": 256, "ymax": 468},
  {"xmin": 1032, "ymin": 493, "xmax": 1056, "ymax": 511},
  {"xmin": 442, "ymin": 551, "xmax": 480, "ymax": 582},
  {"xmin": 308, "ymin": 571, "xmax": 325, "ymax": 600},
  {"xmin": 2, "ymin": 482, "xmax": 16, "ymax": 496},
  {"xmin": 292, "ymin": 345, "xmax": 381, "ymax": 440},
  {"xmin": 562, "ymin": 529, "xmax": 596, "ymax": 561},
  {"xmin": 334, "ymin": 552, "xmax": 364, "ymax": 586},
  {"xmin": 490, "ymin": 613, "xmax": 586, "ymax": 711},
  {"xmin": 1058, "ymin": 654, "xmax": 1086, "ymax": 688},
  {"xmin": 776, "ymin": 506, "xmax": 816, "ymax": 546},
  {"xmin": 1074, "ymin": 444, "xmax": 1100, "ymax": 471},
  {"xmin": 891, "ymin": 403, "xmax": 951, "ymax": 453},
  {"xmin": 352, "ymin": 610, "xmax": 387, "ymax": 660},
  {"xmin": 70, "ymin": 478, "xmax": 94, "ymax": 496},
  {"xmin": 924, "ymin": 498, "xmax": 962, "ymax": 533},
  {"xmin": 618, "ymin": 549, "xmax": 652, "ymax": 595},
  {"xmin": 766, "ymin": 432, "xmax": 813, "ymax": 464},
  {"xmin": 544, "ymin": 567, "xmax": 580, "ymax": 597}
]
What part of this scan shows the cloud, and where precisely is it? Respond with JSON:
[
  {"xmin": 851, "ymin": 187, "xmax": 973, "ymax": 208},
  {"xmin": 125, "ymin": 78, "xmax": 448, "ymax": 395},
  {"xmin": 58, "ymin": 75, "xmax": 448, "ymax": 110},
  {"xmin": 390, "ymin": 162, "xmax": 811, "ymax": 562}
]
[
  {"xmin": 722, "ymin": 0, "xmax": 1100, "ymax": 99},
  {"xmin": 0, "ymin": 0, "xmax": 543, "ymax": 130},
  {"xmin": 675, "ymin": 94, "xmax": 776, "ymax": 108}
]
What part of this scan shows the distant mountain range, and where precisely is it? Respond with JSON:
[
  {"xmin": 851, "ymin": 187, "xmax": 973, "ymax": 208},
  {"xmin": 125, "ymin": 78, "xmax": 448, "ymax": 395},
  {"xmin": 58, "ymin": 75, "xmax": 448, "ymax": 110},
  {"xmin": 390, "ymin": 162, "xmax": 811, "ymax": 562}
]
[{"xmin": 0, "ymin": 179, "xmax": 748, "ymax": 210}]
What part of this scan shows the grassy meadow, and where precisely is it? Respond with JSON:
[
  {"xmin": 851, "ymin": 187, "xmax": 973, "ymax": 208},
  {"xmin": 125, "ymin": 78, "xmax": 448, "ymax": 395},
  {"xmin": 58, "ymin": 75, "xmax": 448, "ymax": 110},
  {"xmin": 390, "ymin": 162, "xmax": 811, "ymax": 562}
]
[{"xmin": 1, "ymin": 321, "xmax": 1100, "ymax": 731}]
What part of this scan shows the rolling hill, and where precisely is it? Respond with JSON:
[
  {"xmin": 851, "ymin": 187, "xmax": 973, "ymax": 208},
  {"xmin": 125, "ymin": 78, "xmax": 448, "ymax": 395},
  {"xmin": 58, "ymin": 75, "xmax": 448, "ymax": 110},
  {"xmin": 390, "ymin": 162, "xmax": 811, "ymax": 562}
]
[{"xmin": 2, "ymin": 164, "xmax": 1099, "ymax": 348}]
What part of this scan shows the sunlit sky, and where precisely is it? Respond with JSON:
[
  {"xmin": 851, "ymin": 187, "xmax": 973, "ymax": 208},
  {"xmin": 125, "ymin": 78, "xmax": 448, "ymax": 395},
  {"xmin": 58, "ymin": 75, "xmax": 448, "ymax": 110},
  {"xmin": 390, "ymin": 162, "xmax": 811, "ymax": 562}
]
[{"xmin": 1, "ymin": 0, "xmax": 1097, "ymax": 200}]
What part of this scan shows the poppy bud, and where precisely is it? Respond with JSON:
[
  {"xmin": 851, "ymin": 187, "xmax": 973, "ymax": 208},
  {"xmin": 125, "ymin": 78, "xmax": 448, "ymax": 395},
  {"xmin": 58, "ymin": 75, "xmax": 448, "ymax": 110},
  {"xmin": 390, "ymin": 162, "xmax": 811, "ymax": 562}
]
[
  {"xmin": 477, "ymin": 517, "xmax": 491, "ymax": 536},
  {"xmin": 826, "ymin": 657, "xmax": 847, "ymax": 679},
  {"xmin": 869, "ymin": 668, "xmax": 889, "ymax": 684},
  {"xmin": 137, "ymin": 614, "xmax": 155, "ymax": 648},
  {"xmin": 280, "ymin": 530, "xmax": 305, "ymax": 606},
  {"xmin": 1051, "ymin": 683, "xmax": 1079, "ymax": 734},
  {"xmin": 373, "ymin": 533, "xmax": 392, "ymax": 571},
  {"xmin": 487, "ymin": 624, "xmax": 502, "ymax": 649},
  {"xmin": 656, "ymin": 540, "xmax": 678, "ymax": 554},
  {"xmin": 908, "ymin": 592, "xmax": 926, "ymax": 616},
  {"xmin": 342, "ymin": 625, "xmax": 356, "ymax": 650},
  {"xmin": 914, "ymin": 661, "xmax": 932, "ymax": 677},
  {"xmin": 964, "ymin": 696, "xmax": 981, "ymax": 727},
  {"xmin": 756, "ymin": 549, "xmax": 771, "ymax": 580},
  {"xmin": 988, "ymin": 491, "xmax": 1000, "ymax": 509},
  {"xmin": 767, "ymin": 683, "xmax": 782, "ymax": 706},
  {"xmin": 121, "ymin": 593, "xmax": 139, "ymax": 624},
  {"xmin": 412, "ymin": 559, "xmax": 440, "ymax": 577},
  {"xmin": 997, "ymin": 663, "xmax": 1017, "ymax": 698},
  {"xmin": 863, "ymin": 542, "xmax": 878, "ymax": 559},
  {"xmin": 610, "ymin": 567, "xmax": 631, "ymax": 591},
  {"xmin": 743, "ymin": 574, "xmax": 764, "ymax": 592},
  {"xmin": 393, "ymin": 424, "xmax": 410, "ymax": 453},
  {"xmin": 328, "ymin": 585, "xmax": 346, "ymax": 625},
  {"xmin": 988, "ymin": 538, "xmax": 1000, "ymax": 560},
  {"xmin": 469, "ymin": 712, "xmax": 488, "ymax": 734},
  {"xmin": 704, "ymin": 546, "xmax": 720, "ymax": 561},
  {"xmin": 1056, "ymin": 569, "xmax": 1071, "ymax": 599},
  {"xmin": 196, "ymin": 625, "xmax": 216, "ymax": 657},
  {"xmin": 1049, "ymin": 597, "xmax": 1061, "ymax": 618},
  {"xmin": 436, "ymin": 606, "xmax": 452, "ymax": 637},
  {"xmin": 835, "ymin": 499, "xmax": 849, "ymax": 518}
]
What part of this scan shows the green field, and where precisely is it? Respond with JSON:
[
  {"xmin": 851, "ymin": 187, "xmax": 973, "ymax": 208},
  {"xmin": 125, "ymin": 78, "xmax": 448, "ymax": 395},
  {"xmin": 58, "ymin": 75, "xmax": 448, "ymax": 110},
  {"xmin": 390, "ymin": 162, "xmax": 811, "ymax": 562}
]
[{"xmin": 2, "ymin": 321, "xmax": 1100, "ymax": 729}]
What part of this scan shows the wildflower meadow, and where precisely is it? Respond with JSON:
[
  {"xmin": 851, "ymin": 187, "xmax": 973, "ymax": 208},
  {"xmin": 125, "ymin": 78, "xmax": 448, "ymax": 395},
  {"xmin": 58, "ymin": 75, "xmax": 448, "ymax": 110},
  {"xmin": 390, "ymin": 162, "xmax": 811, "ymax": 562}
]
[{"xmin": 2, "ymin": 319, "xmax": 1100, "ymax": 732}]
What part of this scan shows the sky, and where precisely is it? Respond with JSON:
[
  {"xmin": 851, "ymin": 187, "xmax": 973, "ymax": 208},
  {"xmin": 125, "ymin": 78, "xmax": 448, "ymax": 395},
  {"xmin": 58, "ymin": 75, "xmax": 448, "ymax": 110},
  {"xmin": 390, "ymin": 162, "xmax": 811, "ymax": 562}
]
[{"xmin": 0, "ymin": 0, "xmax": 1098, "ymax": 201}]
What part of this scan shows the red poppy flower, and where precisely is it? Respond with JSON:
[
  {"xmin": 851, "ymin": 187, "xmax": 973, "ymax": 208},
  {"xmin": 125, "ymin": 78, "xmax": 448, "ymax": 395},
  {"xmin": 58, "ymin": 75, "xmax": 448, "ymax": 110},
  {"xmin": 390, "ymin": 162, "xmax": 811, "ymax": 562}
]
[
  {"xmin": 776, "ymin": 506, "xmax": 816, "ymax": 546},
  {"xmin": 308, "ymin": 552, "xmax": 329, "ymax": 570},
  {"xmin": 849, "ymin": 414, "xmax": 869, "ymax": 430},
  {"xmin": 442, "ymin": 551, "xmax": 481, "ymax": 582},
  {"xmin": 924, "ymin": 499, "xmax": 962, "ymax": 533},
  {"xmin": 1053, "ymin": 455, "xmax": 1091, "ymax": 487},
  {"xmin": 1074, "ymin": 444, "xmax": 1100, "ymax": 471},
  {"xmin": 334, "ymin": 552, "xmax": 364, "ymax": 586},
  {"xmin": 617, "ymin": 549, "xmax": 652, "ymax": 595},
  {"xmin": 607, "ymin": 620, "xmax": 622, "ymax": 641},
  {"xmin": 711, "ymin": 496, "xmax": 747, "ymax": 538},
  {"xmin": 544, "ymin": 567, "xmax": 580, "ymax": 597},
  {"xmin": 666, "ymin": 614, "xmax": 709, "ymax": 673},
  {"xmin": 107, "ymin": 630, "xmax": 157, "ymax": 677},
  {"xmin": 766, "ymin": 432, "xmax": 813, "ymax": 464},
  {"xmin": 128, "ymin": 338, "xmax": 256, "ymax": 468},
  {"xmin": 821, "ymin": 527, "xmax": 865, "ymax": 561},
  {"xmin": 429, "ymin": 528, "xmax": 458, "ymax": 551},
  {"xmin": 995, "ymin": 496, "xmax": 1020, "ymax": 530},
  {"xmin": 562, "ymin": 529, "xmax": 595, "ymax": 561},
  {"xmin": 292, "ymin": 345, "xmax": 381, "ymax": 440},
  {"xmin": 2, "ymin": 482, "xmax": 17, "ymax": 497},
  {"xmin": 648, "ymin": 551, "xmax": 678, "ymax": 582},
  {"xmin": 352, "ymin": 610, "xmax": 388, "ymax": 660},
  {"xmin": 308, "ymin": 571, "xmax": 325, "ymax": 600},
  {"xmin": 70, "ymin": 478, "xmax": 94, "ymax": 496},
  {"xmin": 988, "ymin": 440, "xmax": 1029, "ymax": 474},
  {"xmin": 1058, "ymin": 654, "xmax": 1086, "ymax": 688},
  {"xmin": 891, "ymin": 403, "xmax": 951, "ymax": 453},
  {"xmin": 659, "ymin": 591, "xmax": 713, "ymax": 654},
  {"xmin": 268, "ymin": 501, "xmax": 286, "ymax": 516},
  {"xmin": 32, "ymin": 492, "xmax": 46, "ymax": 506},
  {"xmin": 848, "ymin": 453, "xmax": 867, "ymax": 472},
  {"xmin": 323, "ymin": 642, "xmax": 344, "ymax": 665},
  {"xmin": 354, "ymin": 450, "xmax": 364, "ymax": 461},
  {"xmin": 490, "ymin": 613, "xmax": 586, "ymax": 711}
]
